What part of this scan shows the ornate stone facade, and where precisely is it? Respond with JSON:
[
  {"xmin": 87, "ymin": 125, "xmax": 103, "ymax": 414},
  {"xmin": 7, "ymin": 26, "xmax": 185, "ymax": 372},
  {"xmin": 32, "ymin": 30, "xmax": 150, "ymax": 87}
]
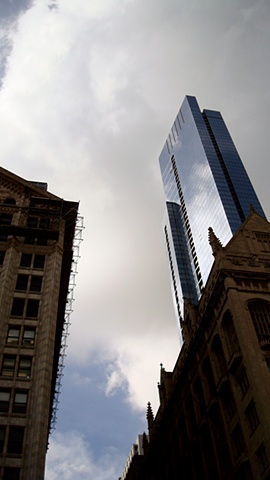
[
  {"xmin": 0, "ymin": 167, "xmax": 79, "ymax": 480},
  {"xmin": 122, "ymin": 211, "xmax": 270, "ymax": 480}
]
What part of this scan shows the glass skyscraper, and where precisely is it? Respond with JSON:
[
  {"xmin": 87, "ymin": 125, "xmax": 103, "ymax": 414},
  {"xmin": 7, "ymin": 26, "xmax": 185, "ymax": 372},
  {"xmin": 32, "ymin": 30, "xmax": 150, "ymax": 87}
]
[{"xmin": 159, "ymin": 95, "xmax": 265, "ymax": 327}]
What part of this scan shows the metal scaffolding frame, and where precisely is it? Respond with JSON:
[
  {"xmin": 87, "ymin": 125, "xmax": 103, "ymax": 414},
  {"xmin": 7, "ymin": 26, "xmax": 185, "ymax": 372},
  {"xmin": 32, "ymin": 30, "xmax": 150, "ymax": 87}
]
[{"xmin": 50, "ymin": 214, "xmax": 84, "ymax": 431}]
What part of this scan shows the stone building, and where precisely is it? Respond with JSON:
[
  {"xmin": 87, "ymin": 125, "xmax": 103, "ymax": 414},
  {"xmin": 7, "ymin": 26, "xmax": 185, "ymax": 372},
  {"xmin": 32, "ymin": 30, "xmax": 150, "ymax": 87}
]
[
  {"xmin": 0, "ymin": 167, "xmax": 81, "ymax": 479},
  {"xmin": 121, "ymin": 210, "xmax": 270, "ymax": 480}
]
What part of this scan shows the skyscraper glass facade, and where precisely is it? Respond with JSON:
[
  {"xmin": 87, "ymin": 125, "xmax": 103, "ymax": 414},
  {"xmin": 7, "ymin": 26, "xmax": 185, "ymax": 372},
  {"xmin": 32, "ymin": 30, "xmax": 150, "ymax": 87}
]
[{"xmin": 159, "ymin": 96, "xmax": 265, "ymax": 326}]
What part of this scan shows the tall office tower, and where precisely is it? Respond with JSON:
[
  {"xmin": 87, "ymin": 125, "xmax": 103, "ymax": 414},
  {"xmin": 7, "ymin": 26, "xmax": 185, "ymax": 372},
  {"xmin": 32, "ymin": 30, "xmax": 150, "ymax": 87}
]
[
  {"xmin": 0, "ymin": 167, "xmax": 82, "ymax": 480},
  {"xmin": 159, "ymin": 96, "xmax": 265, "ymax": 328}
]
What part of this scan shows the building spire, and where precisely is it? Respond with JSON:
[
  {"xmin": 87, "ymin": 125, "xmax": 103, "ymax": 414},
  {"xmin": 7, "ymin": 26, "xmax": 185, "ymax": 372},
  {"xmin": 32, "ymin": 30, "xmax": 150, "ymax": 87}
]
[
  {"xmin": 146, "ymin": 402, "xmax": 154, "ymax": 438},
  {"xmin": 208, "ymin": 227, "xmax": 223, "ymax": 256}
]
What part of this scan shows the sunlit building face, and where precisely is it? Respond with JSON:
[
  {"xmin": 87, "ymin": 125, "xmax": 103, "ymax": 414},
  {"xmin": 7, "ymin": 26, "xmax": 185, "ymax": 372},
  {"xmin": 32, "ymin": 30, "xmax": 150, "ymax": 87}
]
[{"xmin": 159, "ymin": 96, "xmax": 265, "ymax": 331}]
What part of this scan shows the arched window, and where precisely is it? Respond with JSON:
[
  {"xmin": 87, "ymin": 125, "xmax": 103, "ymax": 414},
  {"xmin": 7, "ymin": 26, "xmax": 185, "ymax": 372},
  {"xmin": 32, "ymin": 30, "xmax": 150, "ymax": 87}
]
[
  {"xmin": 193, "ymin": 377, "xmax": 205, "ymax": 421},
  {"xmin": 221, "ymin": 310, "xmax": 240, "ymax": 359},
  {"xmin": 211, "ymin": 334, "xmax": 227, "ymax": 381},
  {"xmin": 249, "ymin": 300, "xmax": 270, "ymax": 342},
  {"xmin": 202, "ymin": 357, "xmax": 216, "ymax": 403}
]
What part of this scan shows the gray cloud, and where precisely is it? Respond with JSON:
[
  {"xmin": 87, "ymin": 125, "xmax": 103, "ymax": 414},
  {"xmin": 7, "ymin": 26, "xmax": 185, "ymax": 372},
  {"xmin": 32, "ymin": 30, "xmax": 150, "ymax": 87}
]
[
  {"xmin": 0, "ymin": 0, "xmax": 33, "ymax": 22},
  {"xmin": 0, "ymin": 0, "xmax": 269, "ymax": 478}
]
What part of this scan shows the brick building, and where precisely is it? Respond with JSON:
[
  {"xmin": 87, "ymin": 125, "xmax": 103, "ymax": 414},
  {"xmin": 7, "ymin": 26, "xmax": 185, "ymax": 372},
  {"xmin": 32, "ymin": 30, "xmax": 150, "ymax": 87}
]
[
  {"xmin": 121, "ymin": 210, "xmax": 270, "ymax": 479},
  {"xmin": 0, "ymin": 167, "xmax": 81, "ymax": 479}
]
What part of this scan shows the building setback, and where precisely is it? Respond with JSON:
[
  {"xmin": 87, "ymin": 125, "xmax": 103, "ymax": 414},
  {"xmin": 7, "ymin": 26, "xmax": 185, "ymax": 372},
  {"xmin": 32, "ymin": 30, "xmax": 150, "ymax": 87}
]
[
  {"xmin": 159, "ymin": 96, "xmax": 265, "ymax": 328},
  {"xmin": 0, "ymin": 167, "xmax": 80, "ymax": 480},
  {"xmin": 120, "ymin": 211, "xmax": 270, "ymax": 480}
]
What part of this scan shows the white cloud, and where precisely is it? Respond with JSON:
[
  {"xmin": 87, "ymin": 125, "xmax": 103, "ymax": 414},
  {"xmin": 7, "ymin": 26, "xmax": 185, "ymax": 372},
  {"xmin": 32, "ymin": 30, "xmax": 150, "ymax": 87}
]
[{"xmin": 46, "ymin": 431, "xmax": 124, "ymax": 480}]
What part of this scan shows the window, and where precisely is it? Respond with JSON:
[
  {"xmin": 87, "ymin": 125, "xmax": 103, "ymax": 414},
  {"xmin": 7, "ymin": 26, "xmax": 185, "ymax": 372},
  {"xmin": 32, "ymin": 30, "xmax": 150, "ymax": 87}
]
[
  {"xmin": 18, "ymin": 358, "xmax": 32, "ymax": 378},
  {"xmin": 237, "ymin": 367, "xmax": 249, "ymax": 398},
  {"xmin": 6, "ymin": 327, "xmax": 35, "ymax": 347},
  {"xmin": 0, "ymin": 251, "xmax": 5, "ymax": 265},
  {"xmin": 3, "ymin": 467, "xmax": 21, "ymax": 480},
  {"xmin": 27, "ymin": 216, "xmax": 49, "ymax": 229},
  {"xmin": 194, "ymin": 378, "xmax": 205, "ymax": 421},
  {"xmin": 0, "ymin": 391, "xmax": 10, "ymax": 412},
  {"xmin": 256, "ymin": 443, "xmax": 269, "ymax": 474},
  {"xmin": 0, "ymin": 213, "xmax": 12, "ymax": 226},
  {"xmin": 34, "ymin": 254, "xmax": 45, "ymax": 269},
  {"xmin": 0, "ymin": 426, "xmax": 5, "ymax": 453},
  {"xmin": 3, "ymin": 197, "xmax": 16, "ymax": 205},
  {"xmin": 249, "ymin": 300, "xmax": 270, "ymax": 341},
  {"xmin": 11, "ymin": 299, "xmax": 39, "ymax": 319},
  {"xmin": 24, "ymin": 236, "xmax": 47, "ymax": 246},
  {"xmin": 1, "ymin": 356, "xmax": 16, "ymax": 377},
  {"xmin": 20, "ymin": 253, "xmax": 45, "ymax": 269},
  {"xmin": 22, "ymin": 328, "xmax": 35, "ymax": 346},
  {"xmin": 222, "ymin": 311, "xmax": 240, "ymax": 358},
  {"xmin": 15, "ymin": 275, "xmax": 28, "ymax": 291},
  {"xmin": 11, "ymin": 298, "xmax": 25, "ymax": 317},
  {"xmin": 15, "ymin": 274, "xmax": 42, "ymax": 293},
  {"xmin": 211, "ymin": 335, "xmax": 227, "ymax": 381},
  {"xmin": 29, "ymin": 276, "xmax": 42, "ymax": 292},
  {"xmin": 6, "ymin": 327, "xmax": 20, "ymax": 345},
  {"xmin": 25, "ymin": 299, "xmax": 39, "ymax": 318},
  {"xmin": 13, "ymin": 391, "xmax": 28, "ymax": 414},
  {"xmin": 7, "ymin": 427, "xmax": 24, "ymax": 454},
  {"xmin": 231, "ymin": 424, "xmax": 245, "ymax": 457},
  {"xmin": 202, "ymin": 357, "xmax": 216, "ymax": 402},
  {"xmin": 245, "ymin": 400, "xmax": 259, "ymax": 435},
  {"xmin": 20, "ymin": 253, "xmax": 32, "ymax": 268}
]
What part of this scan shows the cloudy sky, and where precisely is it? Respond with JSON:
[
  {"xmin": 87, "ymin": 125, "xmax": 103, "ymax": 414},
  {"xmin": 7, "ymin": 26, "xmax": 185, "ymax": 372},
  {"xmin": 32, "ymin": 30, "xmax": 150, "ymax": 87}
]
[{"xmin": 0, "ymin": 0, "xmax": 270, "ymax": 478}]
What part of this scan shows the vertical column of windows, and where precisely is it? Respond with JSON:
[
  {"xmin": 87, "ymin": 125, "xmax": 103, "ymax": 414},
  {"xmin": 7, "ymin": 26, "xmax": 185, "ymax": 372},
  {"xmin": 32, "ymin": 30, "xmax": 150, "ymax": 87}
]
[
  {"xmin": 10, "ymin": 253, "xmax": 45, "ymax": 320},
  {"xmin": 170, "ymin": 155, "xmax": 203, "ymax": 292}
]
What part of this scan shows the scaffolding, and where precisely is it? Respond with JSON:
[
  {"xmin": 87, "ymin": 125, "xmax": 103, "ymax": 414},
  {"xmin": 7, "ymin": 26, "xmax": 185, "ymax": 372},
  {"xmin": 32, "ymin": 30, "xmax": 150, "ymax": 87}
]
[{"xmin": 50, "ymin": 214, "xmax": 84, "ymax": 431}]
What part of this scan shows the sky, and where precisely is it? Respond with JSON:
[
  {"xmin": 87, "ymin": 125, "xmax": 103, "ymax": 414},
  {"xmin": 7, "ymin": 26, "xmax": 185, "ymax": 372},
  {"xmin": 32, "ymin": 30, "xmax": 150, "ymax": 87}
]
[{"xmin": 0, "ymin": 0, "xmax": 270, "ymax": 478}]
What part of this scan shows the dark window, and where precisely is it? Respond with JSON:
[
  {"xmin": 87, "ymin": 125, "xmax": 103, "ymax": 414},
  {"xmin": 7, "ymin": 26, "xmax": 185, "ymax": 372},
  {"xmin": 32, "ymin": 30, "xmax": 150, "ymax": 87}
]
[
  {"xmin": 26, "ymin": 299, "xmax": 39, "ymax": 318},
  {"xmin": 27, "ymin": 216, "xmax": 39, "ymax": 228},
  {"xmin": 185, "ymin": 396, "xmax": 197, "ymax": 437},
  {"xmin": 17, "ymin": 358, "xmax": 31, "ymax": 378},
  {"xmin": 7, "ymin": 327, "xmax": 20, "ymax": 345},
  {"xmin": 22, "ymin": 328, "xmax": 35, "ymax": 346},
  {"xmin": 20, "ymin": 253, "xmax": 32, "ymax": 268},
  {"xmin": 0, "ymin": 391, "xmax": 10, "ymax": 412},
  {"xmin": 24, "ymin": 236, "xmax": 35, "ymax": 245},
  {"xmin": 194, "ymin": 378, "xmax": 205, "ymax": 421},
  {"xmin": 211, "ymin": 334, "xmax": 227, "ymax": 381},
  {"xmin": 245, "ymin": 400, "xmax": 259, "ymax": 435},
  {"xmin": 249, "ymin": 300, "xmax": 270, "ymax": 341},
  {"xmin": 33, "ymin": 254, "xmax": 45, "ymax": 269},
  {"xmin": 202, "ymin": 357, "xmax": 216, "ymax": 402},
  {"xmin": 29, "ymin": 276, "xmax": 42, "ymax": 292},
  {"xmin": 3, "ymin": 198, "xmax": 16, "ymax": 205},
  {"xmin": 15, "ymin": 274, "xmax": 28, "ymax": 291},
  {"xmin": 13, "ymin": 391, "xmax": 28, "ymax": 414},
  {"xmin": 256, "ymin": 443, "xmax": 269, "ymax": 474},
  {"xmin": 222, "ymin": 311, "xmax": 240, "ymax": 358},
  {"xmin": 7, "ymin": 427, "xmax": 24, "ymax": 454},
  {"xmin": 3, "ymin": 467, "xmax": 21, "ymax": 480},
  {"xmin": 11, "ymin": 298, "xmax": 25, "ymax": 317},
  {"xmin": 36, "ymin": 237, "xmax": 47, "ymax": 246},
  {"xmin": 1, "ymin": 356, "xmax": 16, "ymax": 377},
  {"xmin": 0, "ymin": 426, "xmax": 5, "ymax": 453},
  {"xmin": 0, "ymin": 251, "xmax": 5, "ymax": 265},
  {"xmin": 27, "ymin": 216, "xmax": 49, "ymax": 229},
  {"xmin": 237, "ymin": 367, "xmax": 250, "ymax": 398},
  {"xmin": 39, "ymin": 217, "xmax": 49, "ymax": 229},
  {"xmin": 231, "ymin": 424, "xmax": 245, "ymax": 458},
  {"xmin": 0, "ymin": 213, "xmax": 12, "ymax": 226}
]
